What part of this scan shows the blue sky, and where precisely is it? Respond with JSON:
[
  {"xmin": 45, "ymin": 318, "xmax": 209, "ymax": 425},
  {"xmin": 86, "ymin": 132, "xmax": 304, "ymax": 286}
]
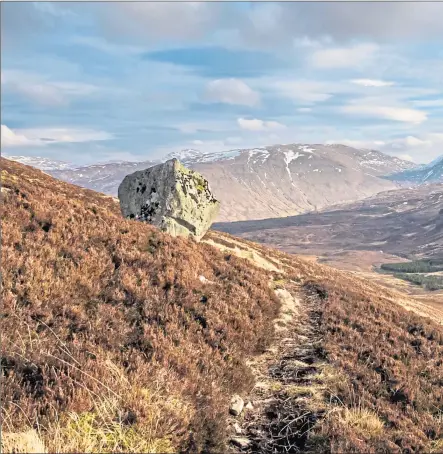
[{"xmin": 1, "ymin": 2, "xmax": 443, "ymax": 165}]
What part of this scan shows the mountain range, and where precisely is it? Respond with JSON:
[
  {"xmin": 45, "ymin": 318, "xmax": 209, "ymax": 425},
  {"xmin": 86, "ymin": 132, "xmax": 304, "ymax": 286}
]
[
  {"xmin": 386, "ymin": 155, "xmax": 443, "ymax": 185},
  {"xmin": 5, "ymin": 144, "xmax": 417, "ymax": 222}
]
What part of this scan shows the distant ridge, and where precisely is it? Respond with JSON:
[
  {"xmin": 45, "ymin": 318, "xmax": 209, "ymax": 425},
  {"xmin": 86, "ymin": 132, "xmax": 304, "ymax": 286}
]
[
  {"xmin": 6, "ymin": 143, "xmax": 417, "ymax": 222},
  {"xmin": 385, "ymin": 154, "xmax": 443, "ymax": 185}
]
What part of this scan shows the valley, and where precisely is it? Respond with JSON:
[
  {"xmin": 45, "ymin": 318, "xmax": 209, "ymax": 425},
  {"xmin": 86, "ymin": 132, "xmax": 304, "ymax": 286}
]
[{"xmin": 215, "ymin": 183, "xmax": 443, "ymax": 310}]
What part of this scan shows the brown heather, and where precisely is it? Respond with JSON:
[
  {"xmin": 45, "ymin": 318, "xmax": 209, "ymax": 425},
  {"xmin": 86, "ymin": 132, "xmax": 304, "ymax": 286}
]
[
  {"xmin": 1, "ymin": 157, "xmax": 443, "ymax": 452},
  {"xmin": 1, "ymin": 158, "xmax": 279, "ymax": 452},
  {"xmin": 316, "ymin": 278, "xmax": 443, "ymax": 452},
  {"xmin": 224, "ymin": 237, "xmax": 443, "ymax": 452}
]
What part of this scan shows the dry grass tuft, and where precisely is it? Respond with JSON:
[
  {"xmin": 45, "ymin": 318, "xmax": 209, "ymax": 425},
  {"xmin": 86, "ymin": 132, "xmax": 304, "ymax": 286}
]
[
  {"xmin": 1, "ymin": 429, "xmax": 47, "ymax": 453},
  {"xmin": 340, "ymin": 408, "xmax": 384, "ymax": 438}
]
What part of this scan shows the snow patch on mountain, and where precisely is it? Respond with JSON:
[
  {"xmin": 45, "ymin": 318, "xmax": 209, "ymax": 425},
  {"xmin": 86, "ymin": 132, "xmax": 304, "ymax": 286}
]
[
  {"xmin": 282, "ymin": 150, "xmax": 305, "ymax": 180},
  {"xmin": 298, "ymin": 145, "xmax": 315, "ymax": 153},
  {"xmin": 5, "ymin": 155, "xmax": 75, "ymax": 171},
  {"xmin": 248, "ymin": 148, "xmax": 270, "ymax": 164},
  {"xmin": 166, "ymin": 148, "xmax": 242, "ymax": 164}
]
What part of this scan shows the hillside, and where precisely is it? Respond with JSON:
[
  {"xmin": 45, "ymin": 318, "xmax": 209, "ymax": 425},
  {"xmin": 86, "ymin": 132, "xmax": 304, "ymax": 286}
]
[
  {"xmin": 386, "ymin": 155, "xmax": 443, "ymax": 185},
  {"xmin": 215, "ymin": 183, "xmax": 443, "ymax": 260},
  {"xmin": 24, "ymin": 144, "xmax": 416, "ymax": 222},
  {"xmin": 1, "ymin": 158, "xmax": 442, "ymax": 453}
]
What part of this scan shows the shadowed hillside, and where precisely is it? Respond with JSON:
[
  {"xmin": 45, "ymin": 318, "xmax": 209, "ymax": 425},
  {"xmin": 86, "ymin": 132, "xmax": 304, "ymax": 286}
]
[
  {"xmin": 215, "ymin": 183, "xmax": 443, "ymax": 260},
  {"xmin": 1, "ymin": 158, "xmax": 442, "ymax": 453}
]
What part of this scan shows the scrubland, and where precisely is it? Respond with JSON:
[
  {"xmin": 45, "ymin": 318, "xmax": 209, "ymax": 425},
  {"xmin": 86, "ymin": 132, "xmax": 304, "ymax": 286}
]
[{"xmin": 1, "ymin": 158, "xmax": 442, "ymax": 453}]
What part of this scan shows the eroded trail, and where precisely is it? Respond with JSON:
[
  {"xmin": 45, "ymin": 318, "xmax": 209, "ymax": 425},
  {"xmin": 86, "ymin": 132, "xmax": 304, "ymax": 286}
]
[{"xmin": 229, "ymin": 282, "xmax": 329, "ymax": 453}]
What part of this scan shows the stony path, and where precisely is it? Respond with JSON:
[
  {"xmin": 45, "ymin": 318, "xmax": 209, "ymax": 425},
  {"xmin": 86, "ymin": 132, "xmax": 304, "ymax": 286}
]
[{"xmin": 228, "ymin": 283, "xmax": 328, "ymax": 453}]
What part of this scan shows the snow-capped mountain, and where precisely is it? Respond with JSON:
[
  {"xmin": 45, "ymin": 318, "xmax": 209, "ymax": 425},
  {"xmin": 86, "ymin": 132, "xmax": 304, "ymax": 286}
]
[
  {"xmin": 385, "ymin": 154, "xmax": 443, "ymax": 185},
  {"xmin": 50, "ymin": 159, "xmax": 159, "ymax": 196},
  {"xmin": 3, "ymin": 155, "xmax": 75, "ymax": 171},
  {"xmin": 165, "ymin": 148, "xmax": 203, "ymax": 162},
  {"xmin": 4, "ymin": 144, "xmax": 418, "ymax": 222}
]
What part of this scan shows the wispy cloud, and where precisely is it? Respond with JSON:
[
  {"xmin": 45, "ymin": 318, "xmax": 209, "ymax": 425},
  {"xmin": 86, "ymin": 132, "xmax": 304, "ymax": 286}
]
[
  {"xmin": 411, "ymin": 98, "xmax": 443, "ymax": 108},
  {"xmin": 204, "ymin": 78, "xmax": 260, "ymax": 106},
  {"xmin": 2, "ymin": 70, "xmax": 98, "ymax": 106},
  {"xmin": 237, "ymin": 118, "xmax": 286, "ymax": 132},
  {"xmin": 326, "ymin": 133, "xmax": 443, "ymax": 163},
  {"xmin": 268, "ymin": 80, "xmax": 333, "ymax": 104},
  {"xmin": 340, "ymin": 101, "xmax": 427, "ymax": 124},
  {"xmin": 310, "ymin": 43, "xmax": 379, "ymax": 69},
  {"xmin": 351, "ymin": 79, "xmax": 394, "ymax": 88},
  {"xmin": 1, "ymin": 124, "xmax": 113, "ymax": 148}
]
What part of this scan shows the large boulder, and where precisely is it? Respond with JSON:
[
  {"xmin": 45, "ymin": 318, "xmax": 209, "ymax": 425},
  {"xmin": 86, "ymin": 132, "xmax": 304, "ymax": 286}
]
[{"xmin": 118, "ymin": 159, "xmax": 220, "ymax": 241}]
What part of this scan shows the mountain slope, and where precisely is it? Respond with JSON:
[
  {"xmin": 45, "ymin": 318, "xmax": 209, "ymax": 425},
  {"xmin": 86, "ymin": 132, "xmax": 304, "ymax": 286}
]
[
  {"xmin": 46, "ymin": 144, "xmax": 415, "ymax": 222},
  {"xmin": 1, "ymin": 157, "xmax": 279, "ymax": 452},
  {"xmin": 51, "ymin": 160, "xmax": 158, "ymax": 196},
  {"xmin": 3, "ymin": 154, "xmax": 74, "ymax": 171},
  {"xmin": 386, "ymin": 155, "xmax": 443, "ymax": 185},
  {"xmin": 215, "ymin": 183, "xmax": 443, "ymax": 260},
  {"xmin": 2, "ymin": 158, "xmax": 441, "ymax": 453}
]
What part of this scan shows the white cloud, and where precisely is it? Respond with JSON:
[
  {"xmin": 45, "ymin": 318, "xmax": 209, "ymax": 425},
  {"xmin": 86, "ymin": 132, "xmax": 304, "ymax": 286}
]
[
  {"xmin": 326, "ymin": 133, "xmax": 443, "ymax": 164},
  {"xmin": 237, "ymin": 118, "xmax": 286, "ymax": 132},
  {"xmin": 270, "ymin": 80, "xmax": 333, "ymax": 104},
  {"xmin": 1, "ymin": 124, "xmax": 112, "ymax": 148},
  {"xmin": 310, "ymin": 43, "xmax": 379, "ymax": 69},
  {"xmin": 20, "ymin": 128, "xmax": 113, "ymax": 143},
  {"xmin": 204, "ymin": 78, "xmax": 260, "ymax": 106},
  {"xmin": 297, "ymin": 107, "xmax": 312, "ymax": 113},
  {"xmin": 293, "ymin": 36, "xmax": 331, "ymax": 49},
  {"xmin": 384, "ymin": 133, "xmax": 443, "ymax": 163},
  {"xmin": 2, "ymin": 70, "xmax": 97, "ymax": 106},
  {"xmin": 1, "ymin": 125, "xmax": 39, "ymax": 147},
  {"xmin": 341, "ymin": 102, "xmax": 427, "ymax": 124},
  {"xmin": 351, "ymin": 79, "xmax": 394, "ymax": 87},
  {"xmin": 238, "ymin": 3, "xmax": 443, "ymax": 47}
]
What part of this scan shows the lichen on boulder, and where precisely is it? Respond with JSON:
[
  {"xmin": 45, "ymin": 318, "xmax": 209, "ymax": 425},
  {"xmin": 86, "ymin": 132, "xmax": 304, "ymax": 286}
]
[{"xmin": 118, "ymin": 159, "xmax": 220, "ymax": 241}]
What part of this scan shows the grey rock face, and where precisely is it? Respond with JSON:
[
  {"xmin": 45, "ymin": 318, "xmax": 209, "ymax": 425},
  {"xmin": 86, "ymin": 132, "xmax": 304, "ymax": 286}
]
[{"xmin": 118, "ymin": 159, "xmax": 220, "ymax": 241}]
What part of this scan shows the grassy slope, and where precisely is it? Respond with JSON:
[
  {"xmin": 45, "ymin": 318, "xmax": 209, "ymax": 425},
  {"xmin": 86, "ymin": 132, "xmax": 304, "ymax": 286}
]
[
  {"xmin": 1, "ymin": 158, "xmax": 279, "ymax": 452},
  {"xmin": 1, "ymin": 158, "xmax": 442, "ymax": 452},
  {"xmin": 211, "ymin": 234, "xmax": 443, "ymax": 452}
]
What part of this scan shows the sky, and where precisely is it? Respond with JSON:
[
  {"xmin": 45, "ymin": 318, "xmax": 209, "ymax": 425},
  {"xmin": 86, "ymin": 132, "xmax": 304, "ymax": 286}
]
[{"xmin": 1, "ymin": 1, "xmax": 443, "ymax": 165}]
